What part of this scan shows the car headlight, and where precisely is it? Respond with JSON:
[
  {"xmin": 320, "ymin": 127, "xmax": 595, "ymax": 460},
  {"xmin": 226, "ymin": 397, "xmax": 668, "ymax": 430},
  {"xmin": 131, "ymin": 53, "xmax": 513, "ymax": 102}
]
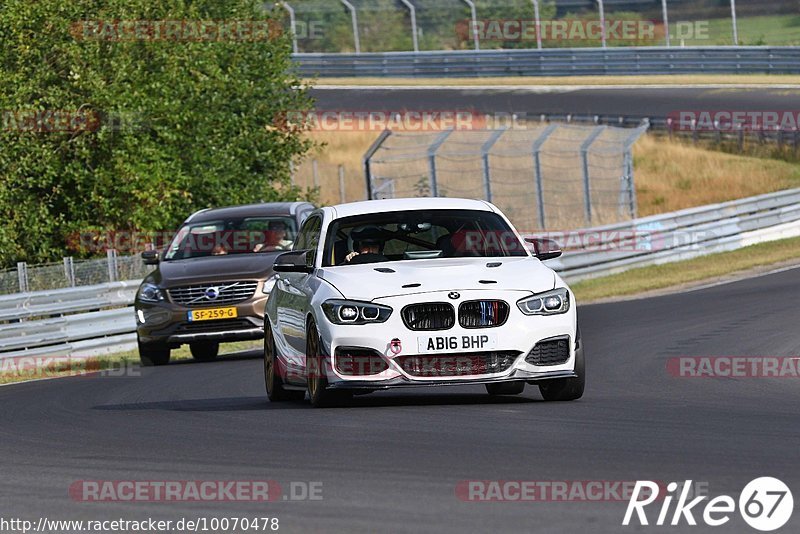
[
  {"xmin": 517, "ymin": 288, "xmax": 570, "ymax": 316},
  {"xmin": 322, "ymin": 299, "xmax": 392, "ymax": 325},
  {"xmin": 138, "ymin": 283, "xmax": 164, "ymax": 303},
  {"xmin": 262, "ymin": 277, "xmax": 277, "ymax": 295}
]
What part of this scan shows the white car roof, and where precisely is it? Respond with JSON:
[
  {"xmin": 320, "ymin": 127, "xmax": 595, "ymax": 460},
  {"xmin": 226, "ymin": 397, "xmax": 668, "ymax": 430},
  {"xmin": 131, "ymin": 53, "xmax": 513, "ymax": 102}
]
[{"xmin": 328, "ymin": 197, "xmax": 495, "ymax": 219}]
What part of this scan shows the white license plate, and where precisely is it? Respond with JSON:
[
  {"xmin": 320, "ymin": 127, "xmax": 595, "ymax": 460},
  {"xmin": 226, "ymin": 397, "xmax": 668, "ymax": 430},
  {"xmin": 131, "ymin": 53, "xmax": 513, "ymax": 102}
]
[{"xmin": 417, "ymin": 333, "xmax": 498, "ymax": 353}]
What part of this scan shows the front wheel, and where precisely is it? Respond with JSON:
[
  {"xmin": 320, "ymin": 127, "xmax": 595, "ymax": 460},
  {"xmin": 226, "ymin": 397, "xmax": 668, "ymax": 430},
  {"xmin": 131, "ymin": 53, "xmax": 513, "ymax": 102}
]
[
  {"xmin": 306, "ymin": 319, "xmax": 351, "ymax": 408},
  {"xmin": 539, "ymin": 335, "xmax": 585, "ymax": 402},
  {"xmin": 138, "ymin": 336, "xmax": 170, "ymax": 366}
]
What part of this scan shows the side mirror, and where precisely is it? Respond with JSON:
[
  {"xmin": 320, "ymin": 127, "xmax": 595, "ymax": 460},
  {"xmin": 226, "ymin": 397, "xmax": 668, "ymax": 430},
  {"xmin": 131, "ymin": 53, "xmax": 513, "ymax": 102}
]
[
  {"xmin": 525, "ymin": 238, "xmax": 562, "ymax": 261},
  {"xmin": 273, "ymin": 250, "xmax": 314, "ymax": 273},
  {"xmin": 142, "ymin": 250, "xmax": 160, "ymax": 265}
]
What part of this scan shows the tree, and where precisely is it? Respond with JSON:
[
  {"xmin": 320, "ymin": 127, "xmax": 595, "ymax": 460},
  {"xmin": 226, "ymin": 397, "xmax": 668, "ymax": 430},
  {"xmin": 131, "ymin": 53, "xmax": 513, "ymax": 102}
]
[{"xmin": 0, "ymin": 0, "xmax": 313, "ymax": 266}]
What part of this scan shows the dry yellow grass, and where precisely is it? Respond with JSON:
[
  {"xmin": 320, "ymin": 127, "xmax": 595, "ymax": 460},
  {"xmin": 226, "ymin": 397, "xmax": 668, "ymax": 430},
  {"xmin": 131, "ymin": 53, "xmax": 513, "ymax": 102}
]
[
  {"xmin": 298, "ymin": 131, "xmax": 800, "ymax": 216},
  {"xmin": 312, "ymin": 74, "xmax": 800, "ymax": 87},
  {"xmin": 634, "ymin": 136, "xmax": 800, "ymax": 216}
]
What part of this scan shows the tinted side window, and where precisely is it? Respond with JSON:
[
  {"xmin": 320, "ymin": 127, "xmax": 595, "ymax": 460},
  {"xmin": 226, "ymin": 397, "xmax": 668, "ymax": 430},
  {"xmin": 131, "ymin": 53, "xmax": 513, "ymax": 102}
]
[{"xmin": 295, "ymin": 216, "xmax": 322, "ymax": 266}]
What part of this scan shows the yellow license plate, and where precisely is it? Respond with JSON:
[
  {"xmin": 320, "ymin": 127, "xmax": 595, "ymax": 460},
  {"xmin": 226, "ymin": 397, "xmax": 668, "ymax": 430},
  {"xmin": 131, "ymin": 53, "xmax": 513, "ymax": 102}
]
[{"xmin": 187, "ymin": 307, "xmax": 238, "ymax": 322}]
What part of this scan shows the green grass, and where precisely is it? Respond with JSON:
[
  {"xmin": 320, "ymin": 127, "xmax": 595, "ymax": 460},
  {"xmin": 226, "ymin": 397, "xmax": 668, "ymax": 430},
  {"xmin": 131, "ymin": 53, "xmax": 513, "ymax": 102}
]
[
  {"xmin": 572, "ymin": 235, "xmax": 800, "ymax": 302},
  {"xmin": 672, "ymin": 14, "xmax": 800, "ymax": 46},
  {"xmin": 0, "ymin": 340, "xmax": 262, "ymax": 385}
]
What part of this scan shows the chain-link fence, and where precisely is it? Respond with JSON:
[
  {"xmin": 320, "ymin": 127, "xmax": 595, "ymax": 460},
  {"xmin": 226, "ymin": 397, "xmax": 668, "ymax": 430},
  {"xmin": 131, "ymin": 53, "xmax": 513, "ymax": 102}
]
[
  {"xmin": 6, "ymin": 252, "xmax": 152, "ymax": 296},
  {"xmin": 364, "ymin": 122, "xmax": 648, "ymax": 231},
  {"xmin": 272, "ymin": 0, "xmax": 800, "ymax": 52},
  {"xmin": 291, "ymin": 158, "xmax": 368, "ymax": 205}
]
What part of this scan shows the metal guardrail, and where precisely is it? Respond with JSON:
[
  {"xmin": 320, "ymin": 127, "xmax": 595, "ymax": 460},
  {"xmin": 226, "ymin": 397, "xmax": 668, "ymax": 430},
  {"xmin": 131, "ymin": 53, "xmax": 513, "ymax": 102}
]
[
  {"xmin": 294, "ymin": 47, "xmax": 800, "ymax": 77},
  {"xmin": 3, "ymin": 187, "xmax": 800, "ymax": 360}
]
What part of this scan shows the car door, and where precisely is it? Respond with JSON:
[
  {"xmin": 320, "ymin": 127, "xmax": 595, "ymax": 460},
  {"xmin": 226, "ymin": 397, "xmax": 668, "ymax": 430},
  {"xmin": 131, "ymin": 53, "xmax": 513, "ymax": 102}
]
[{"xmin": 275, "ymin": 213, "xmax": 322, "ymax": 363}]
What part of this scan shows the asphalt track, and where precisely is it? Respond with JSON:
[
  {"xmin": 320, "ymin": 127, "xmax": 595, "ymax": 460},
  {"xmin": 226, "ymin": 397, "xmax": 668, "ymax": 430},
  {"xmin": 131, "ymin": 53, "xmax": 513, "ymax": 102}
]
[
  {"xmin": 2, "ymin": 267, "xmax": 799, "ymax": 533},
  {"xmin": 311, "ymin": 87, "xmax": 800, "ymax": 118}
]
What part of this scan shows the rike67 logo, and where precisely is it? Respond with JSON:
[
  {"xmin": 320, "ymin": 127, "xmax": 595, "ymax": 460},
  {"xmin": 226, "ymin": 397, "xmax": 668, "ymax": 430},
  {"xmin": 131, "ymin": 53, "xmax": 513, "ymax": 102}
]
[{"xmin": 623, "ymin": 478, "xmax": 793, "ymax": 531}]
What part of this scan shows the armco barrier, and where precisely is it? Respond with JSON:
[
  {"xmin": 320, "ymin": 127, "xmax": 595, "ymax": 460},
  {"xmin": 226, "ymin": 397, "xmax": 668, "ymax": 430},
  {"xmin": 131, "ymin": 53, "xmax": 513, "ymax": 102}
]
[
  {"xmin": 294, "ymin": 47, "xmax": 800, "ymax": 78},
  {"xmin": 2, "ymin": 187, "xmax": 800, "ymax": 359}
]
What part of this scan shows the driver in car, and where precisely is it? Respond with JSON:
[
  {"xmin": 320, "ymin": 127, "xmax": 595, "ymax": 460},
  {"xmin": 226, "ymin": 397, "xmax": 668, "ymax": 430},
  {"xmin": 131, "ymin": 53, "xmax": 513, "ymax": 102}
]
[{"xmin": 343, "ymin": 226, "xmax": 389, "ymax": 265}]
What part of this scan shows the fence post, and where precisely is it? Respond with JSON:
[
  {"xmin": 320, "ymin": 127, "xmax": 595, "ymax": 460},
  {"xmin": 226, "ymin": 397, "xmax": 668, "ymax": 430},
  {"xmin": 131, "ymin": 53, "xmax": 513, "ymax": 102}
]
[
  {"xmin": 621, "ymin": 122, "xmax": 649, "ymax": 220},
  {"xmin": 107, "ymin": 249, "xmax": 118, "ymax": 283},
  {"xmin": 363, "ymin": 130, "xmax": 393, "ymax": 200},
  {"xmin": 279, "ymin": 2, "xmax": 299, "ymax": 54},
  {"xmin": 338, "ymin": 165, "xmax": 346, "ymax": 204},
  {"xmin": 531, "ymin": 0, "xmax": 543, "ymax": 50},
  {"xmin": 661, "ymin": 0, "xmax": 670, "ymax": 47},
  {"xmin": 597, "ymin": 0, "xmax": 607, "ymax": 49},
  {"xmin": 531, "ymin": 124, "xmax": 558, "ymax": 230},
  {"xmin": 312, "ymin": 159, "xmax": 320, "ymax": 189},
  {"xmin": 427, "ymin": 130, "xmax": 453, "ymax": 197},
  {"xmin": 339, "ymin": 0, "xmax": 361, "ymax": 54},
  {"xmin": 730, "ymin": 0, "xmax": 739, "ymax": 45},
  {"xmin": 399, "ymin": 0, "xmax": 419, "ymax": 52},
  {"xmin": 462, "ymin": 0, "xmax": 480, "ymax": 51},
  {"xmin": 480, "ymin": 129, "xmax": 507, "ymax": 203},
  {"xmin": 63, "ymin": 257, "xmax": 76, "ymax": 287},
  {"xmin": 17, "ymin": 262, "xmax": 28, "ymax": 293},
  {"xmin": 289, "ymin": 160, "xmax": 296, "ymax": 186},
  {"xmin": 580, "ymin": 126, "xmax": 607, "ymax": 225}
]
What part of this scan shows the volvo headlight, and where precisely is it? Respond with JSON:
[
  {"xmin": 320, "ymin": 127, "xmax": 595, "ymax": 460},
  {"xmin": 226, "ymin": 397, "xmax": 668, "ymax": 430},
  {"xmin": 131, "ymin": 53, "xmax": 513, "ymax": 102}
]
[
  {"xmin": 138, "ymin": 283, "xmax": 164, "ymax": 303},
  {"xmin": 262, "ymin": 277, "xmax": 277, "ymax": 295},
  {"xmin": 322, "ymin": 299, "xmax": 392, "ymax": 325},
  {"xmin": 517, "ymin": 288, "xmax": 570, "ymax": 316}
]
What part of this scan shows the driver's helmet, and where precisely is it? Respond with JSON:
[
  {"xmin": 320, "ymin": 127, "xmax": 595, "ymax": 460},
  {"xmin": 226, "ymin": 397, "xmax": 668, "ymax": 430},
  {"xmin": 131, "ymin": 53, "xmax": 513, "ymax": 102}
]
[{"xmin": 350, "ymin": 225, "xmax": 387, "ymax": 252}]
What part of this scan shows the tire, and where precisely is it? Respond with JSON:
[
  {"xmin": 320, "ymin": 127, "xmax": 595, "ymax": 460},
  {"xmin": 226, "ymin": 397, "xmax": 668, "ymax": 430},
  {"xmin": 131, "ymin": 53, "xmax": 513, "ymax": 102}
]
[
  {"xmin": 138, "ymin": 336, "xmax": 170, "ymax": 367},
  {"xmin": 485, "ymin": 382, "xmax": 525, "ymax": 396},
  {"xmin": 306, "ymin": 319, "xmax": 351, "ymax": 408},
  {"xmin": 190, "ymin": 342, "xmax": 219, "ymax": 362},
  {"xmin": 539, "ymin": 334, "xmax": 585, "ymax": 402},
  {"xmin": 264, "ymin": 324, "xmax": 305, "ymax": 402}
]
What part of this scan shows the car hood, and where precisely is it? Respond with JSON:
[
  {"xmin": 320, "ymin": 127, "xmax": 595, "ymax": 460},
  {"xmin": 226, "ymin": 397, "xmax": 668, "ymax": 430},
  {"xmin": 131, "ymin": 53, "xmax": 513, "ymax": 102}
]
[
  {"xmin": 152, "ymin": 252, "xmax": 283, "ymax": 287},
  {"xmin": 318, "ymin": 257, "xmax": 556, "ymax": 301}
]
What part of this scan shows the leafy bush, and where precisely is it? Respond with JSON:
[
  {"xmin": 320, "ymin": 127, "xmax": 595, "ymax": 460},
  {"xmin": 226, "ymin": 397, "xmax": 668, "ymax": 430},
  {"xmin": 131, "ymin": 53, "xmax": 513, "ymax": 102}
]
[{"xmin": 0, "ymin": 0, "xmax": 313, "ymax": 266}]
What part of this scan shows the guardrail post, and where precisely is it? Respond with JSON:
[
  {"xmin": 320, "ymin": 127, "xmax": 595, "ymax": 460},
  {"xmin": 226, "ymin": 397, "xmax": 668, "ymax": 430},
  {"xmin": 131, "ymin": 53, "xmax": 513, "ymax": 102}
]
[
  {"xmin": 17, "ymin": 262, "xmax": 28, "ymax": 293},
  {"xmin": 63, "ymin": 257, "xmax": 76, "ymax": 287},
  {"xmin": 580, "ymin": 126, "xmax": 607, "ymax": 225},
  {"xmin": 363, "ymin": 130, "xmax": 392, "ymax": 200},
  {"xmin": 339, "ymin": 0, "xmax": 361, "ymax": 54},
  {"xmin": 338, "ymin": 165, "xmax": 346, "ymax": 204},
  {"xmin": 399, "ymin": 0, "xmax": 419, "ymax": 52},
  {"xmin": 462, "ymin": 0, "xmax": 480, "ymax": 51},
  {"xmin": 279, "ymin": 2, "xmax": 299, "ymax": 54},
  {"xmin": 427, "ymin": 130, "xmax": 453, "ymax": 197},
  {"xmin": 107, "ymin": 249, "xmax": 118, "ymax": 283},
  {"xmin": 532, "ymin": 124, "xmax": 558, "ymax": 230},
  {"xmin": 480, "ymin": 129, "xmax": 506, "ymax": 203}
]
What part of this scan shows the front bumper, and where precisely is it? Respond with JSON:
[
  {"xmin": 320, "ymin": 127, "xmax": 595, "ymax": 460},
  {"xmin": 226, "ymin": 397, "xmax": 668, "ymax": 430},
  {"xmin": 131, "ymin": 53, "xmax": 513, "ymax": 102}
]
[
  {"xmin": 314, "ymin": 289, "xmax": 577, "ymax": 389},
  {"xmin": 136, "ymin": 297, "xmax": 267, "ymax": 346}
]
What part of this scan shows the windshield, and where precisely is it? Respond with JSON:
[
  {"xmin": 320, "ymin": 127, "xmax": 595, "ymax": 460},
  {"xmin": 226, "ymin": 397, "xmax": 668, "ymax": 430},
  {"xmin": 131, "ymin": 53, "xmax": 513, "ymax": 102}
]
[
  {"xmin": 323, "ymin": 209, "xmax": 528, "ymax": 267},
  {"xmin": 164, "ymin": 217, "xmax": 297, "ymax": 260}
]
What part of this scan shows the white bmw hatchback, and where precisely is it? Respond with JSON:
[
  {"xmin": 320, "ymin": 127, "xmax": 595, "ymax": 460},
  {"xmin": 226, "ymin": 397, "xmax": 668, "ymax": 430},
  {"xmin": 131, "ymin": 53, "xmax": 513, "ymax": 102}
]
[{"xmin": 263, "ymin": 198, "xmax": 584, "ymax": 407}]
